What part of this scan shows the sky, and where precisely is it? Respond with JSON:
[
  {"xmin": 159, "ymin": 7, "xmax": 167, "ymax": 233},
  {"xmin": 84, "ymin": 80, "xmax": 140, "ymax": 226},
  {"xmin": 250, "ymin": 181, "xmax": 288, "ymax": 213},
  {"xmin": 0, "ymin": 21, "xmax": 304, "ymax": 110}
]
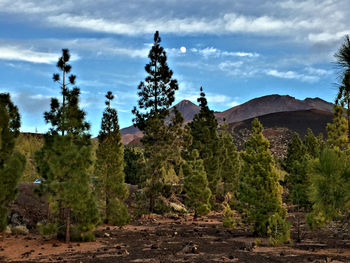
[{"xmin": 0, "ymin": 0, "xmax": 349, "ymax": 136}]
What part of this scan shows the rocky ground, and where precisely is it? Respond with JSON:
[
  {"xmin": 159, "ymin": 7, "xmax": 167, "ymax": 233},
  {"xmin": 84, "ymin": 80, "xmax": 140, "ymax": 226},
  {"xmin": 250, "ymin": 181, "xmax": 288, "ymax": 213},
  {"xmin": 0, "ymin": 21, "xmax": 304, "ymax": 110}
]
[{"xmin": 1, "ymin": 212, "xmax": 350, "ymax": 263}]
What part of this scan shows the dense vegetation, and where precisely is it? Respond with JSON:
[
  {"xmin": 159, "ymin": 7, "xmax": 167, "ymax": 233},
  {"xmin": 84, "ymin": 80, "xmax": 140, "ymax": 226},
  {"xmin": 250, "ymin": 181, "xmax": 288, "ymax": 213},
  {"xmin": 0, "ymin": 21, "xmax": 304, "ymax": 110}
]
[{"xmin": 1, "ymin": 32, "xmax": 350, "ymax": 246}]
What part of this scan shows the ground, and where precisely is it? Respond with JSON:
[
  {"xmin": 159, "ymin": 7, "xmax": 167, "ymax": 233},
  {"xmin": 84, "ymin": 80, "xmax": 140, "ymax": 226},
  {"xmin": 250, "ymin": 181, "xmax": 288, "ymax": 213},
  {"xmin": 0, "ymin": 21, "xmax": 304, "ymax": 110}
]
[{"xmin": 1, "ymin": 212, "xmax": 350, "ymax": 263}]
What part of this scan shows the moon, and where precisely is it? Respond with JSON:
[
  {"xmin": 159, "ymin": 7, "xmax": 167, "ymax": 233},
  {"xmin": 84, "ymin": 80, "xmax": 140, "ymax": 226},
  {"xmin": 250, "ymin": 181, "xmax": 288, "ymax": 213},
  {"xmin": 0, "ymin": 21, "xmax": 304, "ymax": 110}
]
[{"xmin": 180, "ymin": 46, "xmax": 187, "ymax": 53}]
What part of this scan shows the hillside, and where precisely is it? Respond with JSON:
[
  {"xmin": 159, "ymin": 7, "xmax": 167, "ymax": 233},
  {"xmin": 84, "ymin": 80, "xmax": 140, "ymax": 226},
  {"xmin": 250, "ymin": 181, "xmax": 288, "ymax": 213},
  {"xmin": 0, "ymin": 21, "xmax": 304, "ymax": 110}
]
[
  {"xmin": 228, "ymin": 109, "xmax": 333, "ymax": 159},
  {"xmin": 215, "ymin": 94, "xmax": 333, "ymax": 123}
]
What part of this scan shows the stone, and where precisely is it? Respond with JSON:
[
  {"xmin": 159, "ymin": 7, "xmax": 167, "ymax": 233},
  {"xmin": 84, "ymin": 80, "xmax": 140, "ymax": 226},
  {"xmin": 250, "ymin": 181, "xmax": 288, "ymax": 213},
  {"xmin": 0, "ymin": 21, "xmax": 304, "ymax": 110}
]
[
  {"xmin": 4, "ymin": 226, "xmax": 12, "ymax": 234},
  {"xmin": 12, "ymin": 225, "xmax": 29, "ymax": 235}
]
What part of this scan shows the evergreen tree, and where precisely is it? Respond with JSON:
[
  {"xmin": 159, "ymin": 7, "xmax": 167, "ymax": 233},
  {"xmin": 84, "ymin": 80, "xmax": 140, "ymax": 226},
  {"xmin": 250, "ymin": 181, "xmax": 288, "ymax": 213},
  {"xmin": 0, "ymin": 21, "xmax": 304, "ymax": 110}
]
[
  {"xmin": 239, "ymin": 118, "xmax": 289, "ymax": 241},
  {"xmin": 303, "ymin": 128, "xmax": 321, "ymax": 158},
  {"xmin": 218, "ymin": 121, "xmax": 241, "ymax": 197},
  {"xmin": 326, "ymin": 105, "xmax": 348, "ymax": 149},
  {"xmin": 183, "ymin": 150, "xmax": 211, "ymax": 217},
  {"xmin": 132, "ymin": 31, "xmax": 180, "ymax": 212},
  {"xmin": 188, "ymin": 87, "xmax": 220, "ymax": 199},
  {"xmin": 307, "ymin": 148, "xmax": 350, "ymax": 229},
  {"xmin": 0, "ymin": 93, "xmax": 25, "ymax": 231},
  {"xmin": 36, "ymin": 49, "xmax": 99, "ymax": 242},
  {"xmin": 124, "ymin": 147, "xmax": 145, "ymax": 186},
  {"xmin": 95, "ymin": 91, "xmax": 130, "ymax": 226},
  {"xmin": 283, "ymin": 133, "xmax": 311, "ymax": 210},
  {"xmin": 335, "ymin": 35, "xmax": 350, "ymax": 138}
]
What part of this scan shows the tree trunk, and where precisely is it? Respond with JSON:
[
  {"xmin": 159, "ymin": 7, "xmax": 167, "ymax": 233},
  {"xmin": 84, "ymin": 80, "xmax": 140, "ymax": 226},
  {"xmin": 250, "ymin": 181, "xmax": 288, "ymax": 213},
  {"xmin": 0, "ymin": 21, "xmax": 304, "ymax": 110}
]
[
  {"xmin": 106, "ymin": 196, "xmax": 110, "ymax": 224},
  {"xmin": 65, "ymin": 208, "xmax": 71, "ymax": 243},
  {"xmin": 149, "ymin": 194, "xmax": 154, "ymax": 213}
]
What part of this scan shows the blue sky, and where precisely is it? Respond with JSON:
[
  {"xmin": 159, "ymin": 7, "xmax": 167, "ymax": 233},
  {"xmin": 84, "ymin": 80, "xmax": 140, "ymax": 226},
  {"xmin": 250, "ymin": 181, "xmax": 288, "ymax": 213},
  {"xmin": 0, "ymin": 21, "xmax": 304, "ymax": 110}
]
[{"xmin": 0, "ymin": 0, "xmax": 349, "ymax": 136}]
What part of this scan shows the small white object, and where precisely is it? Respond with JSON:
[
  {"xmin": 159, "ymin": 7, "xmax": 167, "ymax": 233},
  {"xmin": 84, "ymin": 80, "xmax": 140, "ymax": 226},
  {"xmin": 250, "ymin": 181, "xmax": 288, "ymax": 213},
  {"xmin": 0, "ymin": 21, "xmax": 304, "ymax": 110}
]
[{"xmin": 180, "ymin": 46, "xmax": 187, "ymax": 53}]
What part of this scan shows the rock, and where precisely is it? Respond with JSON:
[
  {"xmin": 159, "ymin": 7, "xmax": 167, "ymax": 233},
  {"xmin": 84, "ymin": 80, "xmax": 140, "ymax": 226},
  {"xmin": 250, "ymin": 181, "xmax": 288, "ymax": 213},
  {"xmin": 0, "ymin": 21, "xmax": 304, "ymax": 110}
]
[
  {"xmin": 4, "ymin": 226, "xmax": 12, "ymax": 234},
  {"xmin": 12, "ymin": 225, "xmax": 29, "ymax": 235},
  {"xmin": 169, "ymin": 202, "xmax": 188, "ymax": 213},
  {"xmin": 151, "ymin": 244, "xmax": 158, "ymax": 249},
  {"xmin": 10, "ymin": 213, "xmax": 21, "ymax": 226}
]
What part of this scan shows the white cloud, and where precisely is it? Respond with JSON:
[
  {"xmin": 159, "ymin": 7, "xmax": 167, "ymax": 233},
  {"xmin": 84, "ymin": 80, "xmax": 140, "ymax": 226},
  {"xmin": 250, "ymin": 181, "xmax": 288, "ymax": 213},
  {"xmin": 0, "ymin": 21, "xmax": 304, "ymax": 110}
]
[
  {"xmin": 266, "ymin": 69, "xmax": 319, "ymax": 83},
  {"xmin": 190, "ymin": 47, "xmax": 259, "ymax": 60},
  {"xmin": 226, "ymin": 101, "xmax": 240, "ymax": 107},
  {"xmin": 0, "ymin": 46, "xmax": 58, "ymax": 64}
]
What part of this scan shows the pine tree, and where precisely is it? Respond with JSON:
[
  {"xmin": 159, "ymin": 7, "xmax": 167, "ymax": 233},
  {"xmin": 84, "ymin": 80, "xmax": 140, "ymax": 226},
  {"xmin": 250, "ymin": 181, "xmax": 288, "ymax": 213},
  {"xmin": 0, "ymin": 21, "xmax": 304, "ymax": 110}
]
[
  {"xmin": 95, "ymin": 91, "xmax": 130, "ymax": 226},
  {"xmin": 283, "ymin": 133, "xmax": 311, "ymax": 210},
  {"xmin": 124, "ymin": 147, "xmax": 145, "ymax": 186},
  {"xmin": 132, "ymin": 31, "xmax": 180, "ymax": 212},
  {"xmin": 335, "ymin": 35, "xmax": 350, "ymax": 138},
  {"xmin": 307, "ymin": 148, "xmax": 350, "ymax": 229},
  {"xmin": 183, "ymin": 150, "xmax": 211, "ymax": 217},
  {"xmin": 218, "ymin": 121, "xmax": 241, "ymax": 197},
  {"xmin": 239, "ymin": 118, "xmax": 289, "ymax": 241},
  {"xmin": 188, "ymin": 87, "xmax": 220, "ymax": 199},
  {"xmin": 303, "ymin": 128, "xmax": 321, "ymax": 158},
  {"xmin": 326, "ymin": 105, "xmax": 348, "ymax": 149},
  {"xmin": 0, "ymin": 93, "xmax": 25, "ymax": 231},
  {"xmin": 36, "ymin": 49, "xmax": 99, "ymax": 242}
]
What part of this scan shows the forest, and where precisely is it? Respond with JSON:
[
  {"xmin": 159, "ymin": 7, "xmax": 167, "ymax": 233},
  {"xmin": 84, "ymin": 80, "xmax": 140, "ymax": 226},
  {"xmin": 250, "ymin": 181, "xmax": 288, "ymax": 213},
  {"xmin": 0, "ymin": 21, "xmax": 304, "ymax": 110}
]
[{"xmin": 1, "ymin": 31, "xmax": 350, "ymax": 262}]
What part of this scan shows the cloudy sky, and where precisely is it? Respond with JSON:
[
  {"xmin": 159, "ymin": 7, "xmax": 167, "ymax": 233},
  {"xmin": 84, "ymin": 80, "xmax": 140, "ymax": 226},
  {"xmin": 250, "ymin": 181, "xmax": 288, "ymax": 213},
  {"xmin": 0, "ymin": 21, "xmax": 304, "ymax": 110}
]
[{"xmin": 0, "ymin": 0, "xmax": 349, "ymax": 135}]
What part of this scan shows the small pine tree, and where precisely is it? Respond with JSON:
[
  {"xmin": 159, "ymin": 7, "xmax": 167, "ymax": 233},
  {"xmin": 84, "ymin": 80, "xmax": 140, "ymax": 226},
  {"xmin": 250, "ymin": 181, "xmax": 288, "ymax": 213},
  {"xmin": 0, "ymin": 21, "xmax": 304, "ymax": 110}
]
[
  {"xmin": 183, "ymin": 150, "xmax": 211, "ymax": 217},
  {"xmin": 283, "ymin": 133, "xmax": 311, "ymax": 210},
  {"xmin": 0, "ymin": 93, "xmax": 25, "ymax": 231},
  {"xmin": 188, "ymin": 87, "xmax": 220, "ymax": 198},
  {"xmin": 326, "ymin": 105, "xmax": 348, "ymax": 149},
  {"xmin": 95, "ymin": 91, "xmax": 130, "ymax": 226},
  {"xmin": 307, "ymin": 148, "xmax": 350, "ymax": 229},
  {"xmin": 218, "ymin": 121, "xmax": 241, "ymax": 197},
  {"xmin": 124, "ymin": 147, "xmax": 145, "ymax": 186},
  {"xmin": 303, "ymin": 128, "xmax": 321, "ymax": 158},
  {"xmin": 222, "ymin": 193, "xmax": 235, "ymax": 228},
  {"xmin": 36, "ymin": 49, "xmax": 99, "ymax": 242},
  {"xmin": 239, "ymin": 118, "xmax": 289, "ymax": 241}
]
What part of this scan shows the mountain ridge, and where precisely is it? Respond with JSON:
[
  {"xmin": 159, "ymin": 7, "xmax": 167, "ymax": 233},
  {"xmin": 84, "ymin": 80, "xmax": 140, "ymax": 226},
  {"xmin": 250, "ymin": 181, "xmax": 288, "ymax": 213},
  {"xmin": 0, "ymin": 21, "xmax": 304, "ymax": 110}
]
[{"xmin": 121, "ymin": 94, "xmax": 334, "ymax": 145}]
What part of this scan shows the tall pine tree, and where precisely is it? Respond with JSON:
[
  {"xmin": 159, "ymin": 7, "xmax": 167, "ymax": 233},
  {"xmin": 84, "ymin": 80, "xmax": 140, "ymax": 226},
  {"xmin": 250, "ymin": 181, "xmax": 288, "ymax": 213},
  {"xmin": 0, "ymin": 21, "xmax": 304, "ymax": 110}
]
[
  {"xmin": 36, "ymin": 49, "xmax": 99, "ymax": 242},
  {"xmin": 188, "ymin": 87, "xmax": 220, "ymax": 200},
  {"xmin": 218, "ymin": 121, "xmax": 241, "ymax": 197},
  {"xmin": 95, "ymin": 91, "xmax": 130, "ymax": 225},
  {"xmin": 132, "ymin": 31, "xmax": 180, "ymax": 212},
  {"xmin": 239, "ymin": 118, "xmax": 289, "ymax": 242},
  {"xmin": 335, "ymin": 35, "xmax": 350, "ymax": 138},
  {"xmin": 0, "ymin": 93, "xmax": 25, "ymax": 231}
]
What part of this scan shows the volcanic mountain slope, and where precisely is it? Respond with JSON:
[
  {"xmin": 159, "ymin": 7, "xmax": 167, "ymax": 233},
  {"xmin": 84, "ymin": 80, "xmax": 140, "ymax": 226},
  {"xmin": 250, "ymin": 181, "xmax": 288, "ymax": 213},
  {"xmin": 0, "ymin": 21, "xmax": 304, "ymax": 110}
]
[
  {"xmin": 215, "ymin": 94, "xmax": 333, "ymax": 123},
  {"xmin": 121, "ymin": 100, "xmax": 200, "ymax": 144},
  {"xmin": 121, "ymin": 94, "xmax": 334, "ymax": 145},
  {"xmin": 228, "ymin": 109, "xmax": 333, "ymax": 159}
]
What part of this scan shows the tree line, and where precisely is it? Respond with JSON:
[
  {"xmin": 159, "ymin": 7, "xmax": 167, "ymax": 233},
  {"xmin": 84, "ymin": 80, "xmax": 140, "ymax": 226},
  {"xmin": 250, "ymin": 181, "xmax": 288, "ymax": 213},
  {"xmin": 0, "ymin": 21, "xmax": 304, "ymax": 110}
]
[{"xmin": 1, "ymin": 32, "xmax": 350, "ymax": 244}]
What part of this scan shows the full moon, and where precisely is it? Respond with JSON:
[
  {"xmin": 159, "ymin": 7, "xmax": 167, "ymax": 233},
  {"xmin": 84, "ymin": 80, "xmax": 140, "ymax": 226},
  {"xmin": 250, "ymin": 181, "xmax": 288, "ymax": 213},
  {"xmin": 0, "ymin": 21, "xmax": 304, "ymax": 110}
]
[{"xmin": 180, "ymin": 46, "xmax": 187, "ymax": 53}]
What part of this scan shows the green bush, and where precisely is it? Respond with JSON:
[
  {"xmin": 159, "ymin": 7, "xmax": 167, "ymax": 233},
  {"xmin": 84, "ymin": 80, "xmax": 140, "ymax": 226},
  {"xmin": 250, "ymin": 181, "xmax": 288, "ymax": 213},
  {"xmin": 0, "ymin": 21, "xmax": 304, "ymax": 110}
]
[
  {"xmin": 39, "ymin": 223, "xmax": 57, "ymax": 236},
  {"xmin": 81, "ymin": 231, "xmax": 96, "ymax": 242},
  {"xmin": 107, "ymin": 199, "xmax": 131, "ymax": 226}
]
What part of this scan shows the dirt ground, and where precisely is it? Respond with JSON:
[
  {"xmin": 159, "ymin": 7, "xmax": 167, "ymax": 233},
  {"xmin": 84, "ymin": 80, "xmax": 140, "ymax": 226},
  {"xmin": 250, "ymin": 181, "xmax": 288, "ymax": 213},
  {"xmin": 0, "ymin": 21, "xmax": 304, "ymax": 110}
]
[{"xmin": 1, "ymin": 212, "xmax": 350, "ymax": 263}]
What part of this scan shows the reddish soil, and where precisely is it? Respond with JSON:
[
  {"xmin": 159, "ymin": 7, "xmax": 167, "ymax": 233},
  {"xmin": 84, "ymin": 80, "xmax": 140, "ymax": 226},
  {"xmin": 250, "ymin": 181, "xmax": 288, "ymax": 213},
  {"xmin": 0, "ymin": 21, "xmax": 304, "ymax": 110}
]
[{"xmin": 1, "ymin": 212, "xmax": 350, "ymax": 263}]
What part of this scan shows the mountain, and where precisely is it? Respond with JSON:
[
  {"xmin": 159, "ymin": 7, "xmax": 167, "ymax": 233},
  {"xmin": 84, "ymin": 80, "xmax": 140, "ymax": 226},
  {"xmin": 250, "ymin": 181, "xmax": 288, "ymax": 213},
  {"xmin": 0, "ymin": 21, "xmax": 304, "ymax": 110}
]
[
  {"xmin": 121, "ymin": 94, "xmax": 334, "ymax": 145},
  {"xmin": 215, "ymin": 94, "xmax": 333, "ymax": 123},
  {"xmin": 121, "ymin": 100, "xmax": 200, "ymax": 144},
  {"xmin": 228, "ymin": 109, "xmax": 333, "ymax": 159}
]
